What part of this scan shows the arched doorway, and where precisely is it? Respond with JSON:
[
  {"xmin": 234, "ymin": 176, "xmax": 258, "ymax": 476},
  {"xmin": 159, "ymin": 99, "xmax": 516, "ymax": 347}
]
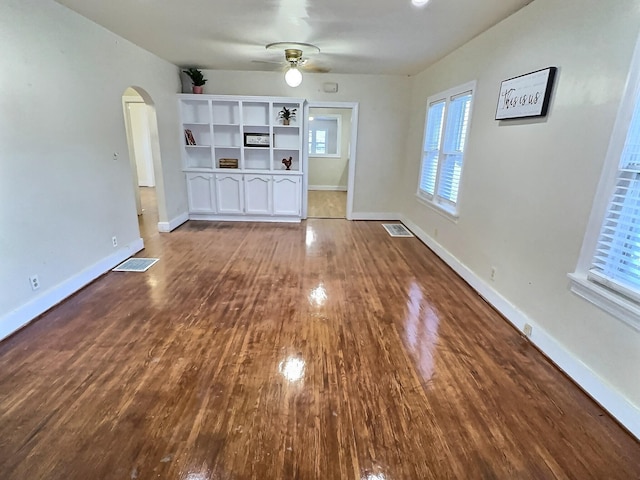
[{"xmin": 121, "ymin": 86, "xmax": 165, "ymax": 240}]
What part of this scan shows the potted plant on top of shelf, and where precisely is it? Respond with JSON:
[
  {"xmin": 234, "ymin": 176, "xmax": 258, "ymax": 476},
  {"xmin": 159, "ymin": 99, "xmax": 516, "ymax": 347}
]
[
  {"xmin": 278, "ymin": 106, "xmax": 297, "ymax": 125},
  {"xmin": 183, "ymin": 68, "xmax": 208, "ymax": 94}
]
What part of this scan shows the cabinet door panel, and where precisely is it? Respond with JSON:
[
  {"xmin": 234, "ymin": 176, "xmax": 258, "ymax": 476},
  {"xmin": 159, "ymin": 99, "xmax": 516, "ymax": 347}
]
[
  {"xmin": 186, "ymin": 173, "xmax": 216, "ymax": 213},
  {"xmin": 245, "ymin": 175, "xmax": 272, "ymax": 215},
  {"xmin": 215, "ymin": 174, "xmax": 244, "ymax": 214},
  {"xmin": 273, "ymin": 176, "xmax": 301, "ymax": 216}
]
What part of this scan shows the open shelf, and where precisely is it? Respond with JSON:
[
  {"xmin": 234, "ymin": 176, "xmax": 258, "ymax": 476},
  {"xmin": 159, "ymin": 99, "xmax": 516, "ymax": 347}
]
[
  {"xmin": 212, "ymin": 101, "xmax": 239, "ymax": 124},
  {"xmin": 184, "ymin": 146, "xmax": 213, "ymax": 169},
  {"xmin": 273, "ymin": 149, "xmax": 300, "ymax": 172},
  {"xmin": 242, "ymin": 101, "xmax": 270, "ymax": 126},
  {"xmin": 213, "ymin": 125, "xmax": 241, "ymax": 147},
  {"xmin": 183, "ymin": 124, "xmax": 212, "ymax": 147},
  {"xmin": 244, "ymin": 149, "xmax": 271, "ymax": 170},
  {"xmin": 181, "ymin": 100, "xmax": 211, "ymax": 124}
]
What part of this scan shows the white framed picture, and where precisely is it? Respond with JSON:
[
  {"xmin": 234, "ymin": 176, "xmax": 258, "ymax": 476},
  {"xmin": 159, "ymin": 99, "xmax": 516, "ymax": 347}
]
[
  {"xmin": 495, "ymin": 67, "xmax": 557, "ymax": 120},
  {"xmin": 243, "ymin": 133, "xmax": 270, "ymax": 147}
]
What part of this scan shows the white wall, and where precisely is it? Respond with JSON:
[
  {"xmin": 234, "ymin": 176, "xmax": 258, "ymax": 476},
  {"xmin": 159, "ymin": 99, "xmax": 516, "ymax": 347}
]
[
  {"xmin": 401, "ymin": 0, "xmax": 640, "ymax": 433},
  {"xmin": 192, "ymin": 71, "xmax": 411, "ymax": 216},
  {"xmin": 308, "ymin": 107, "xmax": 351, "ymax": 190},
  {"xmin": 0, "ymin": 0, "xmax": 184, "ymax": 338}
]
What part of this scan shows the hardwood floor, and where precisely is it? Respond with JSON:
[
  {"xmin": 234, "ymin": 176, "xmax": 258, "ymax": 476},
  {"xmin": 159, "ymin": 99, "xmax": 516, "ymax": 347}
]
[
  {"xmin": 0, "ymin": 207, "xmax": 639, "ymax": 478},
  {"xmin": 138, "ymin": 186, "xmax": 160, "ymax": 241},
  {"xmin": 307, "ymin": 190, "xmax": 347, "ymax": 218}
]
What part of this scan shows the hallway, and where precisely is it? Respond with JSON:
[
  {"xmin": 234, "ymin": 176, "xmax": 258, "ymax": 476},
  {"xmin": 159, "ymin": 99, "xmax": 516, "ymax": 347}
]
[{"xmin": 307, "ymin": 190, "xmax": 347, "ymax": 218}]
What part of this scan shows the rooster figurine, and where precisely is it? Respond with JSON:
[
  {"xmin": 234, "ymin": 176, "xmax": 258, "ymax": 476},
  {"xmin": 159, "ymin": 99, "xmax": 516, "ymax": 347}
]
[{"xmin": 282, "ymin": 157, "xmax": 292, "ymax": 170}]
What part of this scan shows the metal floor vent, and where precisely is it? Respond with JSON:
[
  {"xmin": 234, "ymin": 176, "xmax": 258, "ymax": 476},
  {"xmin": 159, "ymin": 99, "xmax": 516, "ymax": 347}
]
[
  {"xmin": 382, "ymin": 223, "xmax": 414, "ymax": 238},
  {"xmin": 112, "ymin": 258, "xmax": 159, "ymax": 272}
]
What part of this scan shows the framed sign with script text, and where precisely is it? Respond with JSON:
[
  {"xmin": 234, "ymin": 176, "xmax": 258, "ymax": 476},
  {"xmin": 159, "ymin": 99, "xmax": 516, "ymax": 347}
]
[{"xmin": 495, "ymin": 67, "xmax": 557, "ymax": 120}]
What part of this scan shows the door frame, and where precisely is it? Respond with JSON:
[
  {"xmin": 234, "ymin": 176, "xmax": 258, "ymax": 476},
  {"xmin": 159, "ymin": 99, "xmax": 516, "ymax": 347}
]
[
  {"xmin": 122, "ymin": 94, "xmax": 145, "ymax": 215},
  {"xmin": 303, "ymin": 101, "xmax": 359, "ymax": 220}
]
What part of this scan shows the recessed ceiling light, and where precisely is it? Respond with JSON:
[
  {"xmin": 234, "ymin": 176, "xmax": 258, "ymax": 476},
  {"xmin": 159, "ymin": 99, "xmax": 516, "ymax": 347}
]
[{"xmin": 412, "ymin": 0, "xmax": 429, "ymax": 6}]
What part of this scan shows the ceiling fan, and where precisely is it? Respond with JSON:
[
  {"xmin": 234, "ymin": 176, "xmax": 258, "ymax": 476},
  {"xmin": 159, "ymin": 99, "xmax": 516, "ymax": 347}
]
[{"xmin": 259, "ymin": 42, "xmax": 327, "ymax": 87}]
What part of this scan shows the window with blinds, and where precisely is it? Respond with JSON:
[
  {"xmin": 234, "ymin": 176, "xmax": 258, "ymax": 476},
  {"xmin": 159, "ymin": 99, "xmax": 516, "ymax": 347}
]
[
  {"xmin": 589, "ymin": 92, "xmax": 640, "ymax": 302},
  {"xmin": 308, "ymin": 115, "xmax": 340, "ymax": 157},
  {"xmin": 417, "ymin": 82, "xmax": 475, "ymax": 216},
  {"xmin": 569, "ymin": 36, "xmax": 640, "ymax": 329}
]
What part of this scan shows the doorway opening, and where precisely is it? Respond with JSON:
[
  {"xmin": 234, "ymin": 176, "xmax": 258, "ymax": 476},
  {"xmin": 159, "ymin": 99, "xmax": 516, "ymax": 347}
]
[
  {"xmin": 303, "ymin": 102, "xmax": 358, "ymax": 220},
  {"xmin": 122, "ymin": 87, "xmax": 163, "ymax": 241}
]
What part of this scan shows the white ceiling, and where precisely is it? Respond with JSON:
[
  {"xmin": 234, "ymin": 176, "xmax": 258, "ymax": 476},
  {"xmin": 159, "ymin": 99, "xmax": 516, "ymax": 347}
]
[{"xmin": 56, "ymin": 0, "xmax": 534, "ymax": 76}]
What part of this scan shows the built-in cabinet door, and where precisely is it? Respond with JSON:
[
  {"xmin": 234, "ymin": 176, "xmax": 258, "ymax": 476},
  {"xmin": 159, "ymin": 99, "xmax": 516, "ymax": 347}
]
[
  {"xmin": 215, "ymin": 173, "xmax": 244, "ymax": 214},
  {"xmin": 273, "ymin": 175, "xmax": 301, "ymax": 216},
  {"xmin": 186, "ymin": 173, "xmax": 216, "ymax": 213},
  {"xmin": 244, "ymin": 175, "xmax": 272, "ymax": 215}
]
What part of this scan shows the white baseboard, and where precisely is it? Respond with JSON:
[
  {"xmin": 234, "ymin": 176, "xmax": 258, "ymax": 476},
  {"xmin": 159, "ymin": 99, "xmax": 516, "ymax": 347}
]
[
  {"xmin": 400, "ymin": 215, "xmax": 640, "ymax": 440},
  {"xmin": 350, "ymin": 212, "xmax": 401, "ymax": 221},
  {"xmin": 158, "ymin": 212, "xmax": 189, "ymax": 232},
  {"xmin": 309, "ymin": 185, "xmax": 348, "ymax": 191},
  {"xmin": 0, "ymin": 238, "xmax": 144, "ymax": 342}
]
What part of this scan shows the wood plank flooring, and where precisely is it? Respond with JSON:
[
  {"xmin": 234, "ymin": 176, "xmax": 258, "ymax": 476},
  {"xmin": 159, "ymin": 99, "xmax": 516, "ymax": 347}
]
[
  {"xmin": 307, "ymin": 190, "xmax": 346, "ymax": 218},
  {"xmin": 0, "ymin": 201, "xmax": 639, "ymax": 478}
]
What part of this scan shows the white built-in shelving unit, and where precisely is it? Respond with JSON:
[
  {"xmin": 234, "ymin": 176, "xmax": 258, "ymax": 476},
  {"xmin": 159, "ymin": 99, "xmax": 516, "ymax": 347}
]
[{"xmin": 179, "ymin": 95, "xmax": 305, "ymax": 222}]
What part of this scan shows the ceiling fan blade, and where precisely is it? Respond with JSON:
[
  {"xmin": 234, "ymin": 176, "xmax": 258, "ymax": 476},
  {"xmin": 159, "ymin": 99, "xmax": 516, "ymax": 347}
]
[
  {"xmin": 251, "ymin": 59, "xmax": 283, "ymax": 65},
  {"xmin": 300, "ymin": 59, "xmax": 331, "ymax": 73},
  {"xmin": 303, "ymin": 65, "xmax": 331, "ymax": 73}
]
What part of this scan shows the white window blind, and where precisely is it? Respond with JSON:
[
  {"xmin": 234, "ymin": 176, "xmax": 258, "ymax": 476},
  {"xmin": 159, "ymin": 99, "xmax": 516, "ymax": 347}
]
[
  {"xmin": 419, "ymin": 101, "xmax": 445, "ymax": 196},
  {"xmin": 417, "ymin": 82, "xmax": 475, "ymax": 216},
  {"xmin": 589, "ymin": 93, "xmax": 640, "ymax": 301},
  {"xmin": 438, "ymin": 93, "xmax": 471, "ymax": 204}
]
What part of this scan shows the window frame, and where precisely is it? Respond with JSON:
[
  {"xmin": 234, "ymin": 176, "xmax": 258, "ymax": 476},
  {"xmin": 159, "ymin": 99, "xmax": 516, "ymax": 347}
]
[
  {"xmin": 569, "ymin": 35, "xmax": 640, "ymax": 331},
  {"xmin": 416, "ymin": 80, "xmax": 476, "ymax": 219},
  {"xmin": 308, "ymin": 114, "xmax": 342, "ymax": 158}
]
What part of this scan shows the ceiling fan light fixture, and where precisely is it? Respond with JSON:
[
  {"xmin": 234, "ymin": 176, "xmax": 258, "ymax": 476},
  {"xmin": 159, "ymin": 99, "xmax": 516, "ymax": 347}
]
[
  {"xmin": 285, "ymin": 66, "xmax": 303, "ymax": 87},
  {"xmin": 265, "ymin": 42, "xmax": 320, "ymax": 87}
]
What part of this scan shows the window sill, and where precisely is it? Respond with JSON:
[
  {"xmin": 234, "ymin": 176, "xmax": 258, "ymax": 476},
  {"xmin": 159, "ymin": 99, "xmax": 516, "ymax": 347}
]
[
  {"xmin": 568, "ymin": 272, "xmax": 640, "ymax": 332},
  {"xmin": 415, "ymin": 194, "xmax": 459, "ymax": 223}
]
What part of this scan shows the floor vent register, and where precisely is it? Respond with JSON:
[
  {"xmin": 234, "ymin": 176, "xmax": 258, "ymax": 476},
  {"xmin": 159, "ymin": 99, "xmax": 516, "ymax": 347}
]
[
  {"xmin": 382, "ymin": 224, "xmax": 414, "ymax": 238},
  {"xmin": 112, "ymin": 258, "xmax": 159, "ymax": 272}
]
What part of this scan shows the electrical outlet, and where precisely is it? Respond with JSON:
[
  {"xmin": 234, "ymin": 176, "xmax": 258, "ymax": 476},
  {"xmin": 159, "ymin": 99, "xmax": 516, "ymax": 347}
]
[
  {"xmin": 523, "ymin": 323, "xmax": 533, "ymax": 337},
  {"xmin": 112, "ymin": 236, "xmax": 118, "ymax": 247},
  {"xmin": 490, "ymin": 266, "xmax": 497, "ymax": 281},
  {"xmin": 113, "ymin": 152, "xmax": 119, "ymax": 161},
  {"xmin": 29, "ymin": 275, "xmax": 40, "ymax": 291}
]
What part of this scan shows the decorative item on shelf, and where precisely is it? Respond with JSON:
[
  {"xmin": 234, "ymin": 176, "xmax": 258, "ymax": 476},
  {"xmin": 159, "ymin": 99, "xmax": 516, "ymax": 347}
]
[
  {"xmin": 184, "ymin": 129, "xmax": 196, "ymax": 145},
  {"xmin": 244, "ymin": 133, "xmax": 270, "ymax": 147},
  {"xmin": 282, "ymin": 157, "xmax": 292, "ymax": 170},
  {"xmin": 183, "ymin": 68, "xmax": 208, "ymax": 94},
  {"xmin": 219, "ymin": 158, "xmax": 239, "ymax": 169},
  {"xmin": 278, "ymin": 106, "xmax": 297, "ymax": 126}
]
